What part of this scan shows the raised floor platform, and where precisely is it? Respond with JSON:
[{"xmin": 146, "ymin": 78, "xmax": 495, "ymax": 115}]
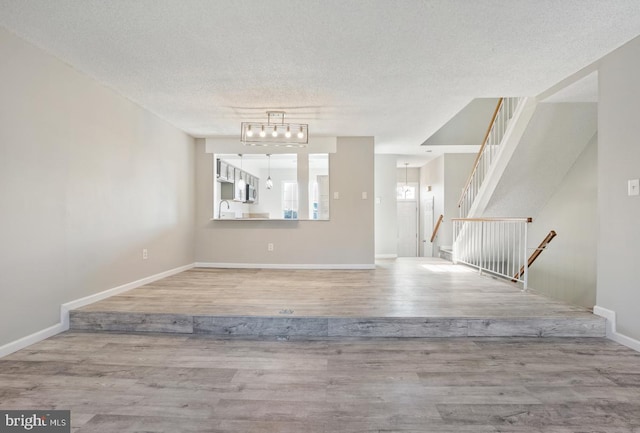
[{"xmin": 70, "ymin": 258, "xmax": 605, "ymax": 338}]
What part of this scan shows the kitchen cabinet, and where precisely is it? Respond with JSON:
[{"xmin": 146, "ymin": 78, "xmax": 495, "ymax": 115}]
[
  {"xmin": 216, "ymin": 158, "xmax": 258, "ymax": 203},
  {"xmin": 216, "ymin": 159, "xmax": 230, "ymax": 182}
]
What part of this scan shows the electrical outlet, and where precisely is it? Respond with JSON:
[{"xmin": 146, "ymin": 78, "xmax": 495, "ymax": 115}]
[
  {"xmin": 142, "ymin": 248, "xmax": 148, "ymax": 260},
  {"xmin": 267, "ymin": 243, "xmax": 274, "ymax": 252}
]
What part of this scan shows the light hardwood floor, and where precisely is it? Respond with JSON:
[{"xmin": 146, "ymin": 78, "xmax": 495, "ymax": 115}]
[
  {"xmin": 1, "ymin": 332, "xmax": 640, "ymax": 432},
  {"xmin": 2, "ymin": 259, "xmax": 635, "ymax": 431},
  {"xmin": 70, "ymin": 258, "xmax": 605, "ymax": 338},
  {"xmin": 76, "ymin": 258, "xmax": 590, "ymax": 317}
]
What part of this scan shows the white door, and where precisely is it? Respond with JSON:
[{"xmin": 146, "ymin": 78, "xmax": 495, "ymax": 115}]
[{"xmin": 398, "ymin": 201, "xmax": 418, "ymax": 257}]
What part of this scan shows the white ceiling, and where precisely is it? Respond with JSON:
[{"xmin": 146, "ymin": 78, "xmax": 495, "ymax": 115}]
[{"xmin": 1, "ymin": 1, "xmax": 639, "ymax": 157}]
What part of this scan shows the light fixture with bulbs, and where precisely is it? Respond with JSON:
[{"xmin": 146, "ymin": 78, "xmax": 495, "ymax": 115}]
[{"xmin": 241, "ymin": 111, "xmax": 308, "ymax": 146}]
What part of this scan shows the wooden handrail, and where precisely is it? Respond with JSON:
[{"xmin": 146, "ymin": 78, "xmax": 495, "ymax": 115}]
[
  {"xmin": 430, "ymin": 214, "xmax": 444, "ymax": 243},
  {"xmin": 512, "ymin": 230, "xmax": 557, "ymax": 282},
  {"xmin": 457, "ymin": 98, "xmax": 504, "ymax": 208},
  {"xmin": 452, "ymin": 217, "xmax": 532, "ymax": 223}
]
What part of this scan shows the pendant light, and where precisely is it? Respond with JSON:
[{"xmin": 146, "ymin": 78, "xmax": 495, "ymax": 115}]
[
  {"xmin": 237, "ymin": 154, "xmax": 246, "ymax": 191},
  {"xmin": 403, "ymin": 162, "xmax": 410, "ymax": 198},
  {"xmin": 265, "ymin": 154, "xmax": 273, "ymax": 189}
]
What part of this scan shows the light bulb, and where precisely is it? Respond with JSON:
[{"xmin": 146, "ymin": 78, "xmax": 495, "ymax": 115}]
[
  {"xmin": 246, "ymin": 125, "xmax": 253, "ymax": 137},
  {"xmin": 259, "ymin": 125, "xmax": 266, "ymax": 137},
  {"xmin": 272, "ymin": 126, "xmax": 278, "ymax": 137},
  {"xmin": 285, "ymin": 126, "xmax": 292, "ymax": 138},
  {"xmin": 297, "ymin": 126, "xmax": 304, "ymax": 139}
]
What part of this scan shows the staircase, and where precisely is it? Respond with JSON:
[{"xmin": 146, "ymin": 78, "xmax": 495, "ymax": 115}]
[
  {"xmin": 452, "ymin": 97, "xmax": 597, "ymax": 291},
  {"xmin": 458, "ymin": 97, "xmax": 537, "ymax": 218},
  {"xmin": 452, "ymin": 97, "xmax": 536, "ymax": 286}
]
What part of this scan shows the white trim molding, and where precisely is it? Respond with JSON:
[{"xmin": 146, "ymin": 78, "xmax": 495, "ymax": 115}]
[
  {"xmin": 0, "ymin": 323, "xmax": 66, "ymax": 359},
  {"xmin": 375, "ymin": 254, "xmax": 398, "ymax": 259},
  {"xmin": 195, "ymin": 262, "xmax": 375, "ymax": 270},
  {"xmin": 594, "ymin": 305, "xmax": 640, "ymax": 353},
  {"xmin": 60, "ymin": 263, "xmax": 195, "ymax": 329},
  {"xmin": 0, "ymin": 263, "xmax": 195, "ymax": 359}
]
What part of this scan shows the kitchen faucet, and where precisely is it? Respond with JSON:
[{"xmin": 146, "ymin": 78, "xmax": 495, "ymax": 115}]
[{"xmin": 218, "ymin": 200, "xmax": 230, "ymax": 218}]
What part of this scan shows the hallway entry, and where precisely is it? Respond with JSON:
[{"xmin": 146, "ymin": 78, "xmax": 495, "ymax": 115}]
[{"xmin": 397, "ymin": 200, "xmax": 418, "ymax": 257}]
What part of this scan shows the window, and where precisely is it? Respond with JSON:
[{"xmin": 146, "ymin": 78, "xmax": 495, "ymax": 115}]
[
  {"xmin": 397, "ymin": 184, "xmax": 416, "ymax": 200},
  {"xmin": 282, "ymin": 181, "xmax": 298, "ymax": 219},
  {"xmin": 213, "ymin": 152, "xmax": 330, "ymax": 220}
]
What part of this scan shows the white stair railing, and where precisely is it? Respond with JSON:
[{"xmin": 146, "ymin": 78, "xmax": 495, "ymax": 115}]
[
  {"xmin": 452, "ymin": 217, "xmax": 532, "ymax": 290},
  {"xmin": 458, "ymin": 97, "xmax": 522, "ymax": 218}
]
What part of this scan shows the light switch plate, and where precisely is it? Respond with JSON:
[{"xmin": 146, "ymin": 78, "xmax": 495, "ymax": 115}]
[
  {"xmin": 629, "ymin": 179, "xmax": 639, "ymax": 196},
  {"xmin": 333, "ymin": 192, "xmax": 339, "ymax": 200},
  {"xmin": 362, "ymin": 192, "xmax": 368, "ymax": 200}
]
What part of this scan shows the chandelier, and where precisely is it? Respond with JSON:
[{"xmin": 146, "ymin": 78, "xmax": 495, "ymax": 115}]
[{"xmin": 241, "ymin": 111, "xmax": 308, "ymax": 147}]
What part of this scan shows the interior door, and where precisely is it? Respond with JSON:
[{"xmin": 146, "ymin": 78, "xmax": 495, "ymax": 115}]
[
  {"xmin": 423, "ymin": 195, "xmax": 434, "ymax": 257},
  {"xmin": 397, "ymin": 201, "xmax": 418, "ymax": 257}
]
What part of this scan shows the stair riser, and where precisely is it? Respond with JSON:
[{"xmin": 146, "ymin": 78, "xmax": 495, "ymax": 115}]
[{"xmin": 70, "ymin": 311, "xmax": 605, "ymax": 338}]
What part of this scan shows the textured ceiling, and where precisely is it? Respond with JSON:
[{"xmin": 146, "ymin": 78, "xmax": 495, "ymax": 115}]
[{"xmin": 1, "ymin": 0, "xmax": 639, "ymax": 155}]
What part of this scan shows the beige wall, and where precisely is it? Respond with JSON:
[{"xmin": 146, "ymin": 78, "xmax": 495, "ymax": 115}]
[
  {"xmin": 397, "ymin": 166, "xmax": 421, "ymax": 184},
  {"xmin": 374, "ymin": 155, "xmax": 398, "ymax": 257},
  {"xmin": 597, "ymin": 36, "xmax": 640, "ymax": 341},
  {"xmin": 0, "ymin": 28, "xmax": 195, "ymax": 347},
  {"xmin": 195, "ymin": 137, "xmax": 375, "ymax": 266},
  {"xmin": 420, "ymin": 156, "xmax": 445, "ymax": 252},
  {"xmin": 528, "ymin": 135, "xmax": 597, "ymax": 308}
]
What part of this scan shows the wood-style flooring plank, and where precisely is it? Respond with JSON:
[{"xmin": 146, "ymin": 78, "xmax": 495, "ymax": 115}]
[
  {"xmin": 1, "ymin": 332, "xmax": 640, "ymax": 432},
  {"xmin": 73, "ymin": 258, "xmax": 594, "ymax": 319},
  {"xmin": 69, "ymin": 258, "xmax": 605, "ymax": 338}
]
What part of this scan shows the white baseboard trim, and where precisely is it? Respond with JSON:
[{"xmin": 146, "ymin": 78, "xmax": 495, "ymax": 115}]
[
  {"xmin": 0, "ymin": 323, "xmax": 66, "ymax": 359},
  {"xmin": 0, "ymin": 263, "xmax": 195, "ymax": 359},
  {"xmin": 375, "ymin": 254, "xmax": 398, "ymax": 259},
  {"xmin": 61, "ymin": 262, "xmax": 195, "ymax": 329},
  {"xmin": 594, "ymin": 305, "xmax": 640, "ymax": 353},
  {"xmin": 195, "ymin": 262, "xmax": 375, "ymax": 270}
]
